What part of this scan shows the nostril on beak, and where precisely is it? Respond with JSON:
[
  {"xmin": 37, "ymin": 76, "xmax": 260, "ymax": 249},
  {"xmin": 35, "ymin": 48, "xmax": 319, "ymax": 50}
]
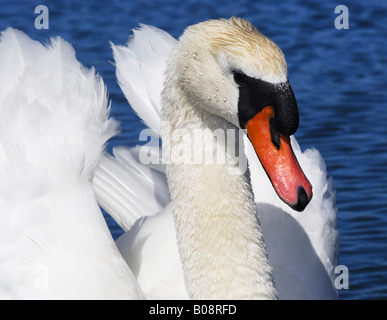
[
  {"xmin": 269, "ymin": 116, "xmax": 281, "ymax": 150},
  {"xmin": 292, "ymin": 186, "xmax": 310, "ymax": 212}
]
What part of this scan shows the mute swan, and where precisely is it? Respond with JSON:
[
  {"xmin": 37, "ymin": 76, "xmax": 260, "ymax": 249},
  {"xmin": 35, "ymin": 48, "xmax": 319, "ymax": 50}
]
[
  {"xmin": 0, "ymin": 18, "xmax": 338, "ymax": 300},
  {"xmin": 94, "ymin": 18, "xmax": 339, "ymax": 299},
  {"xmin": 0, "ymin": 28, "xmax": 142, "ymax": 299}
]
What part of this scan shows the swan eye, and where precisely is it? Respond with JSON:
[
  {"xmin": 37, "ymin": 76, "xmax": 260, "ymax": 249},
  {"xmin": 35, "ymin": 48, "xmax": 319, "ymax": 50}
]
[{"xmin": 233, "ymin": 72, "xmax": 247, "ymax": 86}]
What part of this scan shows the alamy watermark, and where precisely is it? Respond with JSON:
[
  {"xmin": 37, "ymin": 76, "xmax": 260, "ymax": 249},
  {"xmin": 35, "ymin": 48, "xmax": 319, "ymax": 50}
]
[
  {"xmin": 34, "ymin": 5, "xmax": 49, "ymax": 30},
  {"xmin": 335, "ymin": 5, "xmax": 349, "ymax": 29},
  {"xmin": 33, "ymin": 263, "xmax": 349, "ymax": 292},
  {"xmin": 33, "ymin": 5, "xmax": 349, "ymax": 32},
  {"xmin": 335, "ymin": 265, "xmax": 349, "ymax": 290},
  {"xmin": 138, "ymin": 121, "xmax": 248, "ymax": 175}
]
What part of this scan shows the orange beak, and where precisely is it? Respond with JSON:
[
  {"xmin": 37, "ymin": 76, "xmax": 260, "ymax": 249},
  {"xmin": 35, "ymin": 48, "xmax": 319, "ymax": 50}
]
[{"xmin": 245, "ymin": 106, "xmax": 313, "ymax": 211}]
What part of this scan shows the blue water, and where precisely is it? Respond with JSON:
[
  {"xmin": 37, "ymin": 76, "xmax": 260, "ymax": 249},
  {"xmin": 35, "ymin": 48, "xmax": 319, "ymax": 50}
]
[{"xmin": 1, "ymin": 0, "xmax": 386, "ymax": 300}]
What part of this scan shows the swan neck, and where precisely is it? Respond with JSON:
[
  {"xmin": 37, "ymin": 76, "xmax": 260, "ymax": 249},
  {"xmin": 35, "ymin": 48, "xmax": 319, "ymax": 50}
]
[{"xmin": 162, "ymin": 89, "xmax": 277, "ymax": 299}]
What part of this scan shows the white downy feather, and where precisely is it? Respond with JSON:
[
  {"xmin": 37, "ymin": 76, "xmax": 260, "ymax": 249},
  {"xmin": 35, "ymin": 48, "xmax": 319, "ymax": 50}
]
[
  {"xmin": 112, "ymin": 24, "xmax": 177, "ymax": 136},
  {"xmin": 0, "ymin": 29, "xmax": 142, "ymax": 299},
  {"xmin": 93, "ymin": 146, "xmax": 170, "ymax": 231}
]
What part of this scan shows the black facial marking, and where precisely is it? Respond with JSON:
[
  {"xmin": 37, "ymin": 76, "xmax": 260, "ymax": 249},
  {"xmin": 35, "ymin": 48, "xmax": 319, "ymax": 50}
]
[
  {"xmin": 234, "ymin": 71, "xmax": 274, "ymax": 129},
  {"xmin": 234, "ymin": 71, "xmax": 299, "ymax": 136},
  {"xmin": 233, "ymin": 72, "xmax": 247, "ymax": 85}
]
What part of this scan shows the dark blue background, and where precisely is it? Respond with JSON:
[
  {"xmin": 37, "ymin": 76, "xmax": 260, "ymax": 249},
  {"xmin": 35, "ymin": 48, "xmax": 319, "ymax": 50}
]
[{"xmin": 1, "ymin": 0, "xmax": 386, "ymax": 300}]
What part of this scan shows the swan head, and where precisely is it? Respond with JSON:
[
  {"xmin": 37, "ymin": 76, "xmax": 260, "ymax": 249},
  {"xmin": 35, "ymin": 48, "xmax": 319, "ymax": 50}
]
[{"xmin": 165, "ymin": 17, "xmax": 313, "ymax": 211}]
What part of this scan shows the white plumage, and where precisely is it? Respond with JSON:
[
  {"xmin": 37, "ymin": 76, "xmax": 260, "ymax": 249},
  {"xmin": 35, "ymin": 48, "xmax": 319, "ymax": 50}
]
[
  {"xmin": 0, "ymin": 19, "xmax": 339, "ymax": 300},
  {"xmin": 0, "ymin": 28, "xmax": 142, "ymax": 299},
  {"xmin": 112, "ymin": 24, "xmax": 176, "ymax": 136}
]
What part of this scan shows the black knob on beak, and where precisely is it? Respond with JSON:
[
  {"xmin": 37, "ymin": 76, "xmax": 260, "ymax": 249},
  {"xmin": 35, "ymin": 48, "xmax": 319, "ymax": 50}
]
[{"xmin": 272, "ymin": 81, "xmax": 299, "ymax": 136}]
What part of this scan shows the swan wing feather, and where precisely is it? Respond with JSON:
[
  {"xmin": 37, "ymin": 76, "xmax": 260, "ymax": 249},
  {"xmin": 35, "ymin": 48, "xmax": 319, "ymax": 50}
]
[
  {"xmin": 93, "ymin": 146, "xmax": 170, "ymax": 232},
  {"xmin": 0, "ymin": 29, "xmax": 142, "ymax": 299},
  {"xmin": 111, "ymin": 24, "xmax": 177, "ymax": 136}
]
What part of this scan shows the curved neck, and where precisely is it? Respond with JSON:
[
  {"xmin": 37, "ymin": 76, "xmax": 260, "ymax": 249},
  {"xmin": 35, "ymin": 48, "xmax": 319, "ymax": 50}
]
[{"xmin": 162, "ymin": 85, "xmax": 277, "ymax": 299}]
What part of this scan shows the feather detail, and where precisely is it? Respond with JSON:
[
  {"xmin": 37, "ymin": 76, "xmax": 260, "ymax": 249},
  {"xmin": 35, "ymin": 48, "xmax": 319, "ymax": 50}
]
[
  {"xmin": 93, "ymin": 146, "xmax": 170, "ymax": 231},
  {"xmin": 111, "ymin": 24, "xmax": 177, "ymax": 136},
  {"xmin": 0, "ymin": 29, "xmax": 141, "ymax": 299}
]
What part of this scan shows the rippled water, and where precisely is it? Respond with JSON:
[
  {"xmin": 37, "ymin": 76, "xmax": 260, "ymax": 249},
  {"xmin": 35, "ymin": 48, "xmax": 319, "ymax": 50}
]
[{"xmin": 1, "ymin": 0, "xmax": 386, "ymax": 300}]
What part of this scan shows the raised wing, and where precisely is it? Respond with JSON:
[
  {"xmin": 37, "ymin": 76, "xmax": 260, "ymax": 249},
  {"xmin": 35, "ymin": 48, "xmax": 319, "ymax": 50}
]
[{"xmin": 0, "ymin": 29, "xmax": 142, "ymax": 299}]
